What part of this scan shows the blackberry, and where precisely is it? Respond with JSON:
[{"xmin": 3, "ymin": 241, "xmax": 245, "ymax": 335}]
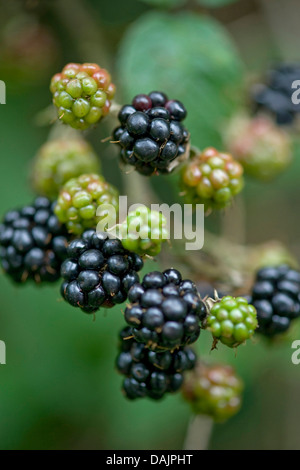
[
  {"xmin": 180, "ymin": 147, "xmax": 244, "ymax": 211},
  {"xmin": 205, "ymin": 295, "xmax": 258, "ymax": 348},
  {"xmin": 54, "ymin": 173, "xmax": 119, "ymax": 235},
  {"xmin": 32, "ymin": 138, "xmax": 101, "ymax": 199},
  {"xmin": 124, "ymin": 269, "xmax": 206, "ymax": 351},
  {"xmin": 116, "ymin": 326, "xmax": 197, "ymax": 400},
  {"xmin": 225, "ymin": 113, "xmax": 292, "ymax": 181},
  {"xmin": 60, "ymin": 229, "xmax": 143, "ymax": 313},
  {"xmin": 0, "ymin": 197, "xmax": 70, "ymax": 284},
  {"xmin": 113, "ymin": 91, "xmax": 190, "ymax": 176},
  {"xmin": 50, "ymin": 62, "xmax": 116, "ymax": 130},
  {"xmin": 249, "ymin": 265, "xmax": 300, "ymax": 337},
  {"xmin": 120, "ymin": 205, "xmax": 169, "ymax": 256},
  {"xmin": 182, "ymin": 362, "xmax": 243, "ymax": 422},
  {"xmin": 252, "ymin": 63, "xmax": 300, "ymax": 125}
]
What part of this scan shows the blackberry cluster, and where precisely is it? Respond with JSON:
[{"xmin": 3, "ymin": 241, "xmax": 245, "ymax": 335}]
[
  {"xmin": 249, "ymin": 265, "xmax": 300, "ymax": 337},
  {"xmin": 54, "ymin": 173, "xmax": 119, "ymax": 235},
  {"xmin": 113, "ymin": 91, "xmax": 190, "ymax": 176},
  {"xmin": 0, "ymin": 197, "xmax": 70, "ymax": 284},
  {"xmin": 120, "ymin": 205, "xmax": 169, "ymax": 256},
  {"xmin": 206, "ymin": 295, "xmax": 258, "ymax": 348},
  {"xmin": 50, "ymin": 62, "xmax": 116, "ymax": 130},
  {"xmin": 117, "ymin": 326, "xmax": 197, "ymax": 400},
  {"xmin": 252, "ymin": 64, "xmax": 300, "ymax": 125},
  {"xmin": 124, "ymin": 269, "xmax": 206, "ymax": 351},
  {"xmin": 180, "ymin": 147, "xmax": 244, "ymax": 211},
  {"xmin": 182, "ymin": 362, "xmax": 243, "ymax": 422},
  {"xmin": 32, "ymin": 138, "xmax": 100, "ymax": 199},
  {"xmin": 60, "ymin": 229, "xmax": 144, "ymax": 313}
]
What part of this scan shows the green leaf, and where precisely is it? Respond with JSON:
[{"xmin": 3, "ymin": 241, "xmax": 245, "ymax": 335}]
[
  {"xmin": 197, "ymin": 0, "xmax": 239, "ymax": 7},
  {"xmin": 117, "ymin": 12, "xmax": 244, "ymax": 148}
]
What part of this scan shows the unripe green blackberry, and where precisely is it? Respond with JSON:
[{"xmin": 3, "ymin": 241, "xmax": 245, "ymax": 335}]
[
  {"xmin": 180, "ymin": 147, "xmax": 244, "ymax": 211},
  {"xmin": 50, "ymin": 62, "xmax": 116, "ymax": 130},
  {"xmin": 54, "ymin": 174, "xmax": 119, "ymax": 235},
  {"xmin": 31, "ymin": 138, "xmax": 101, "ymax": 199},
  {"xmin": 120, "ymin": 206, "xmax": 169, "ymax": 256},
  {"xmin": 205, "ymin": 295, "xmax": 258, "ymax": 348},
  {"xmin": 182, "ymin": 362, "xmax": 243, "ymax": 422},
  {"xmin": 225, "ymin": 114, "xmax": 292, "ymax": 181}
]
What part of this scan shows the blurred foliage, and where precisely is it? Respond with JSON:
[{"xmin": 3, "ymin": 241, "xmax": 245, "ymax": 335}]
[
  {"xmin": 139, "ymin": 0, "xmax": 186, "ymax": 7},
  {"xmin": 117, "ymin": 11, "xmax": 244, "ymax": 149},
  {"xmin": 0, "ymin": 0, "xmax": 300, "ymax": 451},
  {"xmin": 197, "ymin": 0, "xmax": 239, "ymax": 7}
]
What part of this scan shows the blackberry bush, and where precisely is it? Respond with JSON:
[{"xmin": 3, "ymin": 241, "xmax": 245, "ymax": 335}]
[
  {"xmin": 180, "ymin": 147, "xmax": 244, "ymax": 211},
  {"xmin": 252, "ymin": 63, "xmax": 300, "ymax": 125},
  {"xmin": 205, "ymin": 295, "xmax": 258, "ymax": 348},
  {"xmin": 120, "ymin": 205, "xmax": 169, "ymax": 256},
  {"xmin": 60, "ymin": 229, "xmax": 143, "ymax": 313},
  {"xmin": 124, "ymin": 269, "xmax": 206, "ymax": 351},
  {"xmin": 182, "ymin": 362, "xmax": 243, "ymax": 422},
  {"xmin": 0, "ymin": 197, "xmax": 70, "ymax": 284},
  {"xmin": 113, "ymin": 91, "xmax": 190, "ymax": 176},
  {"xmin": 117, "ymin": 326, "xmax": 197, "ymax": 400},
  {"xmin": 54, "ymin": 173, "xmax": 119, "ymax": 235},
  {"xmin": 32, "ymin": 138, "xmax": 101, "ymax": 199},
  {"xmin": 50, "ymin": 62, "xmax": 116, "ymax": 130},
  {"xmin": 225, "ymin": 114, "xmax": 292, "ymax": 181},
  {"xmin": 249, "ymin": 265, "xmax": 300, "ymax": 337}
]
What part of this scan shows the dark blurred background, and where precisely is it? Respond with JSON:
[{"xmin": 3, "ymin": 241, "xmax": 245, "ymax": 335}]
[{"xmin": 0, "ymin": 0, "xmax": 300, "ymax": 450}]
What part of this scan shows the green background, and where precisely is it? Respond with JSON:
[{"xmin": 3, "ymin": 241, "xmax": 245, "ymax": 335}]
[{"xmin": 0, "ymin": 0, "xmax": 300, "ymax": 450}]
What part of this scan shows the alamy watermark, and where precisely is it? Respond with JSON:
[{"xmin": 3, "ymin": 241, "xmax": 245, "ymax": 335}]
[
  {"xmin": 291, "ymin": 340, "xmax": 300, "ymax": 365},
  {"xmin": 291, "ymin": 80, "xmax": 300, "ymax": 105},
  {"xmin": 0, "ymin": 80, "xmax": 6, "ymax": 104},
  {"xmin": 95, "ymin": 196, "xmax": 205, "ymax": 251},
  {"xmin": 0, "ymin": 341, "xmax": 6, "ymax": 365}
]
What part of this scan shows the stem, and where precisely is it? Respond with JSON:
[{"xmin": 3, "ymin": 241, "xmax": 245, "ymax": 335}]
[{"xmin": 183, "ymin": 415, "xmax": 213, "ymax": 451}]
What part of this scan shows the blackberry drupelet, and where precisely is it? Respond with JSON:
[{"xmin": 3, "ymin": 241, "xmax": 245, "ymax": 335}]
[
  {"xmin": 54, "ymin": 173, "xmax": 119, "ymax": 235},
  {"xmin": 120, "ymin": 205, "xmax": 169, "ymax": 256},
  {"xmin": 180, "ymin": 147, "xmax": 244, "ymax": 212},
  {"xmin": 32, "ymin": 138, "xmax": 100, "ymax": 200},
  {"xmin": 50, "ymin": 62, "xmax": 116, "ymax": 130},
  {"xmin": 252, "ymin": 63, "xmax": 300, "ymax": 125},
  {"xmin": 182, "ymin": 362, "xmax": 243, "ymax": 422},
  {"xmin": 250, "ymin": 265, "xmax": 300, "ymax": 337},
  {"xmin": 116, "ymin": 326, "xmax": 197, "ymax": 400},
  {"xmin": 205, "ymin": 295, "xmax": 258, "ymax": 348},
  {"xmin": 124, "ymin": 269, "xmax": 206, "ymax": 351},
  {"xmin": 60, "ymin": 229, "xmax": 144, "ymax": 313},
  {"xmin": 0, "ymin": 197, "xmax": 70, "ymax": 284},
  {"xmin": 113, "ymin": 91, "xmax": 190, "ymax": 176}
]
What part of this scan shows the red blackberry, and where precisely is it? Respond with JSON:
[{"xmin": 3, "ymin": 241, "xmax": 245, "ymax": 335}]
[
  {"xmin": 113, "ymin": 91, "xmax": 190, "ymax": 176},
  {"xmin": 250, "ymin": 265, "xmax": 300, "ymax": 337},
  {"xmin": 116, "ymin": 326, "xmax": 197, "ymax": 400},
  {"xmin": 60, "ymin": 229, "xmax": 144, "ymax": 314},
  {"xmin": 124, "ymin": 269, "xmax": 206, "ymax": 351},
  {"xmin": 0, "ymin": 197, "xmax": 70, "ymax": 284}
]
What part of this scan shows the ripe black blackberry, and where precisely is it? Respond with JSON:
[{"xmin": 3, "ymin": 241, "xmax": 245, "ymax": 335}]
[
  {"xmin": 124, "ymin": 269, "xmax": 206, "ymax": 351},
  {"xmin": 0, "ymin": 197, "xmax": 70, "ymax": 284},
  {"xmin": 60, "ymin": 229, "xmax": 144, "ymax": 313},
  {"xmin": 252, "ymin": 64, "xmax": 300, "ymax": 125},
  {"xmin": 113, "ymin": 91, "xmax": 190, "ymax": 176},
  {"xmin": 250, "ymin": 265, "xmax": 300, "ymax": 336},
  {"xmin": 116, "ymin": 326, "xmax": 197, "ymax": 400}
]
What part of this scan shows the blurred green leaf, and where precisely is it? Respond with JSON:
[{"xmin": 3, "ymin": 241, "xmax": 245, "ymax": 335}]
[
  {"xmin": 117, "ymin": 11, "xmax": 244, "ymax": 148},
  {"xmin": 197, "ymin": 0, "xmax": 238, "ymax": 7}
]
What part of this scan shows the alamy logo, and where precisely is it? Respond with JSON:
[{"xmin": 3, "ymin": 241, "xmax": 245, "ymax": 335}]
[
  {"xmin": 291, "ymin": 340, "xmax": 300, "ymax": 365},
  {"xmin": 0, "ymin": 341, "xmax": 6, "ymax": 364},
  {"xmin": 0, "ymin": 80, "xmax": 6, "ymax": 104},
  {"xmin": 291, "ymin": 80, "xmax": 300, "ymax": 105}
]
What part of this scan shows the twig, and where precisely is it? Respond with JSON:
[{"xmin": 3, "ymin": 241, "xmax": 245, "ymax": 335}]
[{"xmin": 183, "ymin": 415, "xmax": 213, "ymax": 450}]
